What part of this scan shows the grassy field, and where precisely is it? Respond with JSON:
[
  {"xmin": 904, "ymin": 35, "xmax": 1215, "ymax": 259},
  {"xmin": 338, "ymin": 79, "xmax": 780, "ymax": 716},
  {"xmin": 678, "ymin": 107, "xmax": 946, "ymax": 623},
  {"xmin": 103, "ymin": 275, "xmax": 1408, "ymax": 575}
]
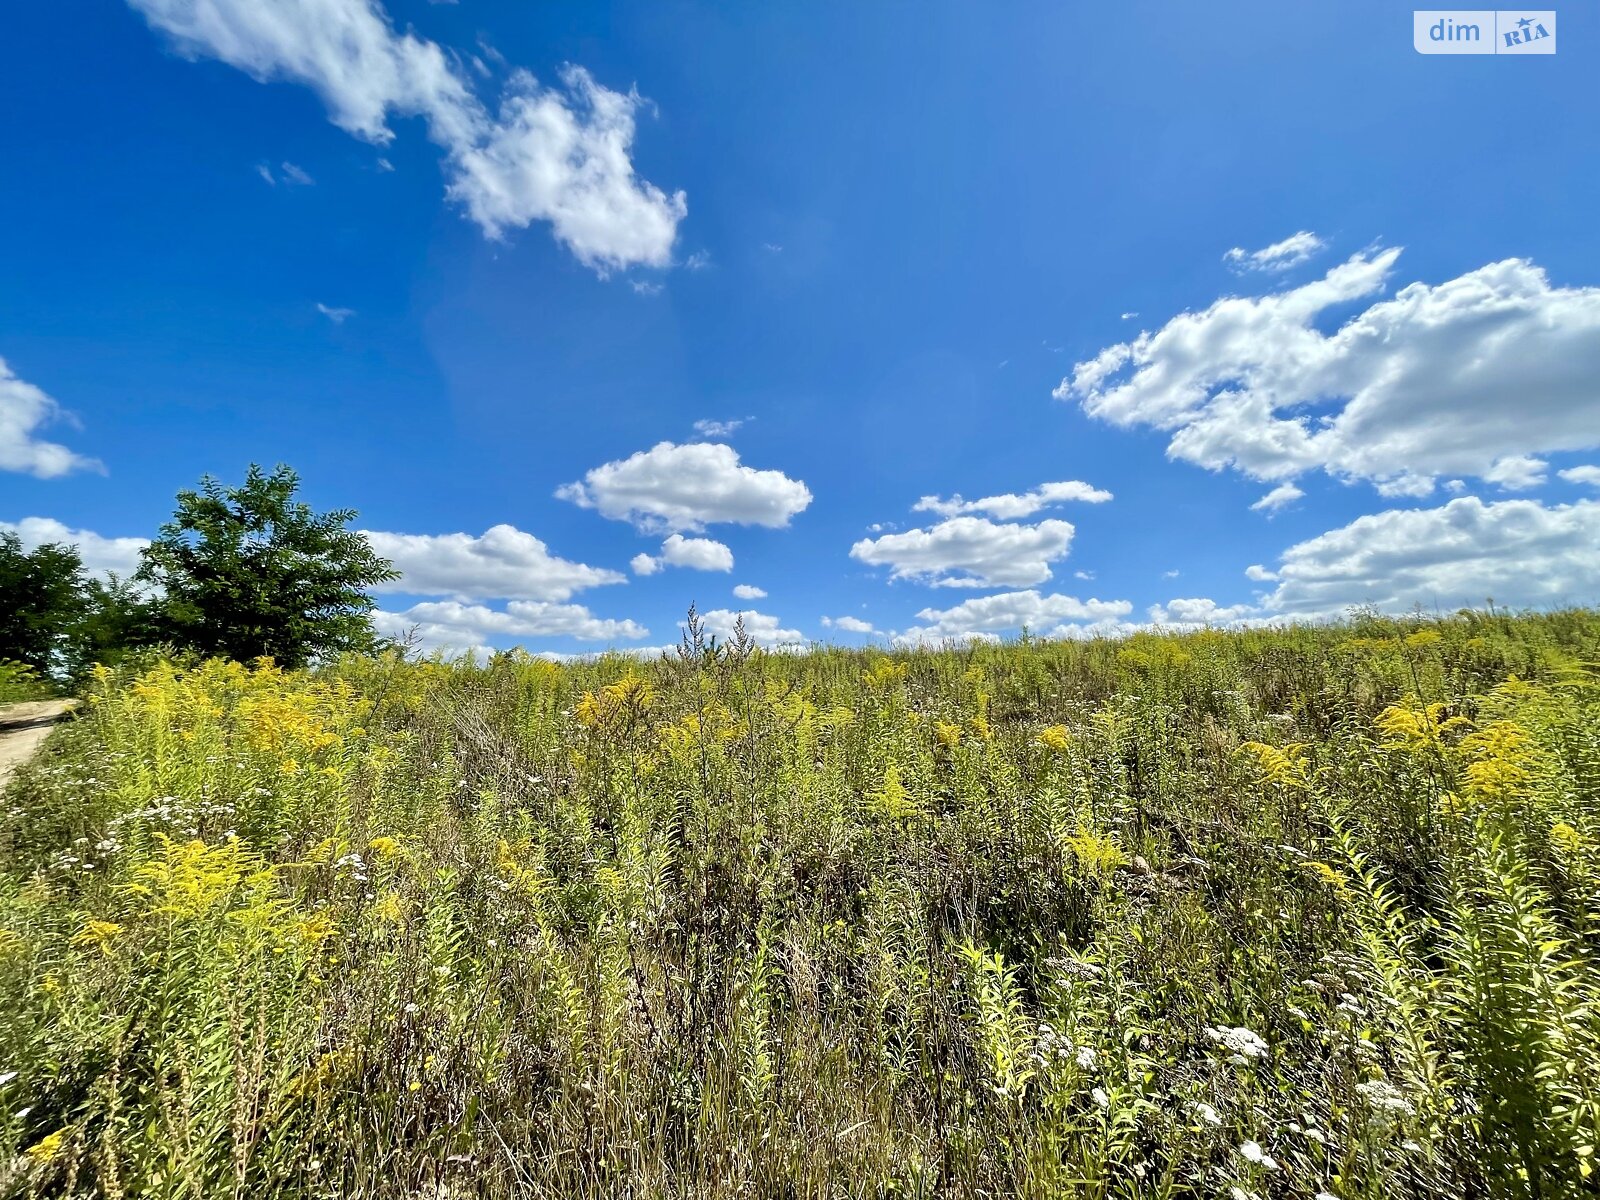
[{"xmin": 2, "ymin": 611, "xmax": 1599, "ymax": 1198}]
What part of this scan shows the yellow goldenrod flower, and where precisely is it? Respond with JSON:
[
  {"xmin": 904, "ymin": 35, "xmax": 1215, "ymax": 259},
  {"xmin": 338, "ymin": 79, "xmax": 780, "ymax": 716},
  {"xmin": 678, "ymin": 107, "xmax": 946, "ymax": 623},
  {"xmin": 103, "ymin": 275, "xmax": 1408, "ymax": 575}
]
[{"xmin": 70, "ymin": 919, "xmax": 123, "ymax": 957}]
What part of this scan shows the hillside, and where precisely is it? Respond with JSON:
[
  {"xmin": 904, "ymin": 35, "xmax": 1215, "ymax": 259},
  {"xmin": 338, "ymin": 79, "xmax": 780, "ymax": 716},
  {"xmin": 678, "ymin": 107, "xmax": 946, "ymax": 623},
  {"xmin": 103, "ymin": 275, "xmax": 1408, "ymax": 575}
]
[{"xmin": 3, "ymin": 611, "xmax": 1599, "ymax": 1198}]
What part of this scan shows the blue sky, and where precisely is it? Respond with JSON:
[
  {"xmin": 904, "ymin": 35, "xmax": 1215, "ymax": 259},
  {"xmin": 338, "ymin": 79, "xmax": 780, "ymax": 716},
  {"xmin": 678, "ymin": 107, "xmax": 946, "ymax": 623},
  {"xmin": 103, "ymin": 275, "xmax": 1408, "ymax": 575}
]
[{"xmin": 3, "ymin": 1, "xmax": 1598, "ymax": 655}]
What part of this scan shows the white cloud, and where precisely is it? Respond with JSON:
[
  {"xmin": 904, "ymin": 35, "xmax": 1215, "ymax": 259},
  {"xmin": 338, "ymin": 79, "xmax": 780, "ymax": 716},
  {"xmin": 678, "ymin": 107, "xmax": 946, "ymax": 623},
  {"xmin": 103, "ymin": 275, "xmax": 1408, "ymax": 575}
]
[
  {"xmin": 557, "ymin": 441, "xmax": 812, "ymax": 532},
  {"xmin": 660, "ymin": 534, "xmax": 732, "ymax": 571},
  {"xmin": 129, "ymin": 0, "xmax": 684, "ymax": 271},
  {"xmin": 1560, "ymin": 465, "xmax": 1600, "ymax": 487},
  {"xmin": 257, "ymin": 160, "xmax": 313, "ymax": 186},
  {"xmin": 851, "ymin": 517, "xmax": 1075, "ymax": 589},
  {"xmin": 632, "ymin": 533, "xmax": 734, "ymax": 575},
  {"xmin": 1224, "ymin": 231, "xmax": 1326, "ymax": 273},
  {"xmin": 912, "ymin": 479, "xmax": 1112, "ymax": 520},
  {"xmin": 1148, "ymin": 597, "xmax": 1262, "ymax": 624},
  {"xmin": 373, "ymin": 598, "xmax": 647, "ymax": 652},
  {"xmin": 1482, "ymin": 454, "xmax": 1547, "ymax": 490},
  {"xmin": 0, "ymin": 359, "xmax": 102, "ymax": 479},
  {"xmin": 696, "ymin": 608, "xmax": 804, "ymax": 646},
  {"xmin": 1261, "ymin": 497, "xmax": 1600, "ymax": 613},
  {"xmin": 362, "ymin": 524, "xmax": 624, "ymax": 601},
  {"xmin": 1, "ymin": 517, "xmax": 147, "ymax": 579},
  {"xmin": 895, "ymin": 590, "xmax": 1132, "ymax": 643},
  {"xmin": 732, "ymin": 583, "xmax": 766, "ymax": 599},
  {"xmin": 693, "ymin": 417, "xmax": 746, "ymax": 438},
  {"xmin": 1057, "ymin": 249, "xmax": 1600, "ymax": 497},
  {"xmin": 1245, "ymin": 563, "xmax": 1278, "ymax": 582},
  {"xmin": 822, "ymin": 615, "xmax": 878, "ymax": 635},
  {"xmin": 315, "ymin": 302, "xmax": 354, "ymax": 323},
  {"xmin": 1251, "ymin": 481, "xmax": 1304, "ymax": 513}
]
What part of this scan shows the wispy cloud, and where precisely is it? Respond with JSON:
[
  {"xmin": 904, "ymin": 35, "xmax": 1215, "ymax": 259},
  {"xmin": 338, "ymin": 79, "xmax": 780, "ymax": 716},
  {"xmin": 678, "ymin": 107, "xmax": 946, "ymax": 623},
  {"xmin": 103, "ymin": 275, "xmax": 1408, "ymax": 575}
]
[
  {"xmin": 1223, "ymin": 230, "xmax": 1326, "ymax": 273},
  {"xmin": 256, "ymin": 160, "xmax": 314, "ymax": 186}
]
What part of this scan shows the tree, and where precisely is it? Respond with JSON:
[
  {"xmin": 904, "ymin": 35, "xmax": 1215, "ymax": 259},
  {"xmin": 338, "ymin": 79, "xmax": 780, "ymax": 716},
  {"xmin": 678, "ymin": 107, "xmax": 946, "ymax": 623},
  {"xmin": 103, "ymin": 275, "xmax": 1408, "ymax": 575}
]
[
  {"xmin": 137, "ymin": 464, "xmax": 398, "ymax": 668},
  {"xmin": 0, "ymin": 534, "xmax": 156, "ymax": 684},
  {"xmin": 62, "ymin": 575, "xmax": 161, "ymax": 680},
  {"xmin": 0, "ymin": 533, "xmax": 88, "ymax": 676}
]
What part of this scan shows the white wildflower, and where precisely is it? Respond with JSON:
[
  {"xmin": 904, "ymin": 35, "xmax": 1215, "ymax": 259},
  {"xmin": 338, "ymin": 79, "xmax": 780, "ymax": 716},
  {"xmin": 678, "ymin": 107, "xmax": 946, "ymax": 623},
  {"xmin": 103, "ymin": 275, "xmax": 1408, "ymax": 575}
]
[
  {"xmin": 1238, "ymin": 1141, "xmax": 1278, "ymax": 1169},
  {"xmin": 1355, "ymin": 1079, "xmax": 1415, "ymax": 1115},
  {"xmin": 1206, "ymin": 1024, "xmax": 1268, "ymax": 1062}
]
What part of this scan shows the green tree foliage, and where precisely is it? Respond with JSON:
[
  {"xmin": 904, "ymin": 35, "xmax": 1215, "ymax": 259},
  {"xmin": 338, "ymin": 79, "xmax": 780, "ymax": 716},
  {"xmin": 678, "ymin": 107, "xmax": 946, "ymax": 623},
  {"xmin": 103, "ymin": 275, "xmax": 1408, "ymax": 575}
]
[
  {"xmin": 0, "ymin": 532, "xmax": 84, "ymax": 675},
  {"xmin": 136, "ymin": 464, "xmax": 398, "ymax": 668},
  {"xmin": 0, "ymin": 533, "xmax": 159, "ymax": 687},
  {"xmin": 63, "ymin": 575, "xmax": 160, "ymax": 681}
]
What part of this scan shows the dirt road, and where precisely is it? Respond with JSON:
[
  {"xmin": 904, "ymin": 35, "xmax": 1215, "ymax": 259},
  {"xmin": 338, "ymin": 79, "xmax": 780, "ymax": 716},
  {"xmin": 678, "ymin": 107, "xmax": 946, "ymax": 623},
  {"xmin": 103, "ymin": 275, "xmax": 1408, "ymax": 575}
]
[{"xmin": 0, "ymin": 699, "xmax": 79, "ymax": 790}]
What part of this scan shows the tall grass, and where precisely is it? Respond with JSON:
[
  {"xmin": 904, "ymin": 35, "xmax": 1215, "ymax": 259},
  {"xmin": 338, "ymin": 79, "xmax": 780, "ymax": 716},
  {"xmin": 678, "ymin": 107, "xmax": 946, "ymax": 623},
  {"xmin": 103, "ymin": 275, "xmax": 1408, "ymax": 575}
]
[
  {"xmin": 0, "ymin": 662, "xmax": 48, "ymax": 706},
  {"xmin": 2, "ymin": 610, "xmax": 1598, "ymax": 1198}
]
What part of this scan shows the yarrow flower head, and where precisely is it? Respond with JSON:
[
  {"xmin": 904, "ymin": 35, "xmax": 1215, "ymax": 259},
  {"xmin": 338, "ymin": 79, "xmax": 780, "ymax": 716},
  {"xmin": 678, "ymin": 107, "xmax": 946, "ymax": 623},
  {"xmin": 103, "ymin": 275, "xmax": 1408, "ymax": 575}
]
[
  {"xmin": 1239, "ymin": 1141, "xmax": 1279, "ymax": 1170},
  {"xmin": 1355, "ymin": 1077, "xmax": 1415, "ymax": 1133},
  {"xmin": 1206, "ymin": 1024, "xmax": 1269, "ymax": 1063}
]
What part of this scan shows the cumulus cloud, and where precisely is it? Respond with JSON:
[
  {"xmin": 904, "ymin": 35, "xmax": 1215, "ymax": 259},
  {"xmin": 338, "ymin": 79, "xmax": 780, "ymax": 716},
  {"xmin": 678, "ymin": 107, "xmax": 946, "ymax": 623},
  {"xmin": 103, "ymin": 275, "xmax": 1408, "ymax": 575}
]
[
  {"xmin": 1482, "ymin": 455, "xmax": 1547, "ymax": 490},
  {"xmin": 1560, "ymin": 465, "xmax": 1600, "ymax": 487},
  {"xmin": 373, "ymin": 598, "xmax": 647, "ymax": 654},
  {"xmin": 362, "ymin": 524, "xmax": 624, "ymax": 601},
  {"xmin": 822, "ymin": 615, "xmax": 878, "ymax": 635},
  {"xmin": 695, "ymin": 608, "xmax": 804, "ymax": 646},
  {"xmin": 851, "ymin": 517, "xmax": 1076, "ymax": 589},
  {"xmin": 1250, "ymin": 482, "xmax": 1304, "ymax": 513},
  {"xmin": 1261, "ymin": 496, "xmax": 1600, "ymax": 614},
  {"xmin": 1224, "ymin": 230, "xmax": 1326, "ymax": 273},
  {"xmin": 128, "ymin": 0, "xmax": 684, "ymax": 271},
  {"xmin": 912, "ymin": 479, "xmax": 1112, "ymax": 520},
  {"xmin": 1147, "ymin": 597, "xmax": 1263, "ymax": 624},
  {"xmin": 557, "ymin": 441, "xmax": 811, "ymax": 532},
  {"xmin": 1, "ymin": 359, "xmax": 102, "ymax": 479},
  {"xmin": 1, "ymin": 517, "xmax": 147, "ymax": 579},
  {"xmin": 631, "ymin": 533, "xmax": 734, "ymax": 575},
  {"xmin": 1057, "ymin": 249, "xmax": 1600, "ymax": 497},
  {"xmin": 895, "ymin": 590, "xmax": 1132, "ymax": 643},
  {"xmin": 732, "ymin": 583, "xmax": 766, "ymax": 599}
]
